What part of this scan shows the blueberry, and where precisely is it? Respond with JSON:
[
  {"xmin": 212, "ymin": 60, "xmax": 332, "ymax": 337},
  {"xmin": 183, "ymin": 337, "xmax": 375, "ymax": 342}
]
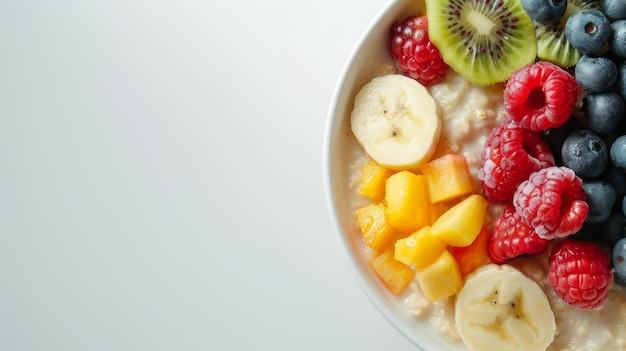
[
  {"xmin": 561, "ymin": 129, "xmax": 609, "ymax": 178},
  {"xmin": 610, "ymin": 20, "xmax": 626, "ymax": 58},
  {"xmin": 602, "ymin": 162, "xmax": 626, "ymax": 200},
  {"xmin": 610, "ymin": 134, "xmax": 626, "ymax": 170},
  {"xmin": 565, "ymin": 9, "xmax": 612, "ymax": 55},
  {"xmin": 602, "ymin": 211, "xmax": 626, "ymax": 246},
  {"xmin": 613, "ymin": 237, "xmax": 626, "ymax": 280},
  {"xmin": 583, "ymin": 180, "xmax": 616, "ymax": 223},
  {"xmin": 603, "ymin": 0, "xmax": 626, "ymax": 20},
  {"xmin": 541, "ymin": 118, "xmax": 581, "ymax": 165},
  {"xmin": 574, "ymin": 55, "xmax": 618, "ymax": 94},
  {"xmin": 616, "ymin": 61, "xmax": 626, "ymax": 101},
  {"xmin": 623, "ymin": 194, "xmax": 626, "ymax": 216},
  {"xmin": 521, "ymin": 0, "xmax": 567, "ymax": 24},
  {"xmin": 581, "ymin": 91, "xmax": 625, "ymax": 135}
]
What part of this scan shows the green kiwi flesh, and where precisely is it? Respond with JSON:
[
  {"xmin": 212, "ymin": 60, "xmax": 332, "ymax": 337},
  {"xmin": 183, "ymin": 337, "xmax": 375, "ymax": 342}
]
[
  {"xmin": 426, "ymin": 0, "xmax": 537, "ymax": 86},
  {"xmin": 535, "ymin": 0, "xmax": 600, "ymax": 67}
]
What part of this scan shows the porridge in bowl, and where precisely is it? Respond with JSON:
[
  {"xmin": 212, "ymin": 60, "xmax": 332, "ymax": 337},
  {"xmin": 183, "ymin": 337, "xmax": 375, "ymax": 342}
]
[{"xmin": 327, "ymin": 0, "xmax": 626, "ymax": 350}]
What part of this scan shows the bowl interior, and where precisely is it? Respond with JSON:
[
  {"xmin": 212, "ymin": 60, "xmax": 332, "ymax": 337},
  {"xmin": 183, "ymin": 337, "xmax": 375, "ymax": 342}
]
[{"xmin": 323, "ymin": 0, "xmax": 466, "ymax": 350}]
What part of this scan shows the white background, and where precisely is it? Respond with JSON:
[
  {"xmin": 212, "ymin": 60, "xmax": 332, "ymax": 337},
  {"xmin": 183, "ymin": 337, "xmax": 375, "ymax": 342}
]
[{"xmin": 1, "ymin": 0, "xmax": 420, "ymax": 350}]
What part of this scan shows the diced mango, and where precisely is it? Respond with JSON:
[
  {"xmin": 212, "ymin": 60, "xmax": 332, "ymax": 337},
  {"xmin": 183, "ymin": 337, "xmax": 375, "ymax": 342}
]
[
  {"xmin": 421, "ymin": 154, "xmax": 474, "ymax": 203},
  {"xmin": 394, "ymin": 226, "xmax": 447, "ymax": 268},
  {"xmin": 430, "ymin": 194, "xmax": 488, "ymax": 247},
  {"xmin": 416, "ymin": 249, "xmax": 463, "ymax": 302},
  {"xmin": 354, "ymin": 203, "xmax": 396, "ymax": 251},
  {"xmin": 385, "ymin": 171, "xmax": 430, "ymax": 234},
  {"xmin": 370, "ymin": 250, "xmax": 415, "ymax": 295},
  {"xmin": 449, "ymin": 227, "xmax": 492, "ymax": 278},
  {"xmin": 358, "ymin": 161, "xmax": 395, "ymax": 201},
  {"xmin": 428, "ymin": 202, "xmax": 450, "ymax": 226}
]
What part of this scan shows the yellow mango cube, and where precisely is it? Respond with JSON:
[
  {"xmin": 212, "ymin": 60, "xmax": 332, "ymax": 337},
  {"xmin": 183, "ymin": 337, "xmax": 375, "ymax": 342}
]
[
  {"xmin": 371, "ymin": 250, "xmax": 415, "ymax": 295},
  {"xmin": 384, "ymin": 171, "xmax": 430, "ymax": 234},
  {"xmin": 416, "ymin": 249, "xmax": 463, "ymax": 302},
  {"xmin": 430, "ymin": 194, "xmax": 488, "ymax": 247},
  {"xmin": 421, "ymin": 154, "xmax": 474, "ymax": 203},
  {"xmin": 358, "ymin": 161, "xmax": 394, "ymax": 201},
  {"xmin": 354, "ymin": 203, "xmax": 396, "ymax": 251},
  {"xmin": 394, "ymin": 226, "xmax": 446, "ymax": 268}
]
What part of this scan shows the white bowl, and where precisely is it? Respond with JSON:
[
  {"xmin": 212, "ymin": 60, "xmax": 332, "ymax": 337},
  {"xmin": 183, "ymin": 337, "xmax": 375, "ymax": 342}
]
[{"xmin": 323, "ymin": 0, "xmax": 466, "ymax": 350}]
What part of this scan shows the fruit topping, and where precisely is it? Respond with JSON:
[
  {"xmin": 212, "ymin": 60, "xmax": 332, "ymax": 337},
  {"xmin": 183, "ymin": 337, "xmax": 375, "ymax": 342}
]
[
  {"xmin": 394, "ymin": 226, "xmax": 446, "ymax": 268},
  {"xmin": 582, "ymin": 180, "xmax": 616, "ymax": 223},
  {"xmin": 609, "ymin": 19, "xmax": 626, "ymax": 58},
  {"xmin": 420, "ymin": 153, "xmax": 474, "ymax": 203},
  {"xmin": 430, "ymin": 194, "xmax": 489, "ymax": 247},
  {"xmin": 580, "ymin": 91, "xmax": 625, "ymax": 135},
  {"xmin": 521, "ymin": 0, "xmax": 567, "ymax": 24},
  {"xmin": 370, "ymin": 250, "xmax": 415, "ymax": 296},
  {"xmin": 384, "ymin": 171, "xmax": 430, "ymax": 234},
  {"xmin": 603, "ymin": 211, "xmax": 626, "ymax": 246},
  {"xmin": 455, "ymin": 264, "xmax": 556, "ymax": 351},
  {"xmin": 613, "ymin": 237, "xmax": 626, "ymax": 282},
  {"xmin": 425, "ymin": 0, "xmax": 537, "ymax": 86},
  {"xmin": 601, "ymin": 163, "xmax": 626, "ymax": 203},
  {"xmin": 347, "ymin": 1, "xmax": 626, "ymax": 347},
  {"xmin": 358, "ymin": 161, "xmax": 395, "ymax": 201},
  {"xmin": 574, "ymin": 55, "xmax": 618, "ymax": 94},
  {"xmin": 610, "ymin": 135, "xmax": 626, "ymax": 171},
  {"xmin": 533, "ymin": 0, "xmax": 601, "ymax": 68},
  {"xmin": 488, "ymin": 206, "xmax": 550, "ymax": 263},
  {"xmin": 564, "ymin": 9, "xmax": 611, "ymax": 55},
  {"xmin": 616, "ymin": 62, "xmax": 626, "ymax": 100},
  {"xmin": 355, "ymin": 203, "xmax": 396, "ymax": 251},
  {"xmin": 449, "ymin": 227, "xmax": 492, "ymax": 277},
  {"xmin": 541, "ymin": 118, "xmax": 581, "ymax": 165},
  {"xmin": 513, "ymin": 166, "xmax": 588, "ymax": 239},
  {"xmin": 479, "ymin": 120, "xmax": 555, "ymax": 203},
  {"xmin": 415, "ymin": 249, "xmax": 463, "ymax": 302},
  {"xmin": 350, "ymin": 74, "xmax": 441, "ymax": 170},
  {"xmin": 504, "ymin": 61, "xmax": 579, "ymax": 132},
  {"xmin": 560, "ymin": 129, "xmax": 608, "ymax": 179},
  {"xmin": 388, "ymin": 16, "xmax": 449, "ymax": 86},
  {"xmin": 602, "ymin": 0, "xmax": 626, "ymax": 20},
  {"xmin": 548, "ymin": 239, "xmax": 614, "ymax": 310}
]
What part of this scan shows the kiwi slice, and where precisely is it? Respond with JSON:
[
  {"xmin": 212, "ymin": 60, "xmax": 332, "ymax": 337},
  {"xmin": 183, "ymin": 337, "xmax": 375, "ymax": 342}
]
[
  {"xmin": 535, "ymin": 0, "xmax": 600, "ymax": 67},
  {"xmin": 426, "ymin": 0, "xmax": 537, "ymax": 86}
]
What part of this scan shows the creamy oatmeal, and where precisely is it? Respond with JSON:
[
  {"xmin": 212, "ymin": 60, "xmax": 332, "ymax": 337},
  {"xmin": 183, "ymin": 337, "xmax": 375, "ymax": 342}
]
[{"xmin": 428, "ymin": 71, "xmax": 508, "ymax": 199}]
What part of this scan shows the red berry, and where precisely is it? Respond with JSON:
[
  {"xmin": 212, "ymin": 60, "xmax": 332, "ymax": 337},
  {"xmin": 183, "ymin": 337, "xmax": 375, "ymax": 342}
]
[
  {"xmin": 478, "ymin": 120, "xmax": 555, "ymax": 203},
  {"xmin": 388, "ymin": 16, "xmax": 448, "ymax": 86},
  {"xmin": 548, "ymin": 239, "xmax": 613, "ymax": 310},
  {"xmin": 488, "ymin": 206, "xmax": 550, "ymax": 264},
  {"xmin": 513, "ymin": 166, "xmax": 588, "ymax": 240},
  {"xmin": 504, "ymin": 61, "xmax": 579, "ymax": 131}
]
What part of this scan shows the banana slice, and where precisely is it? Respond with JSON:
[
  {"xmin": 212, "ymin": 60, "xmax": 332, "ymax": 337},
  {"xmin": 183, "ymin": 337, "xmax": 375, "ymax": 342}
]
[
  {"xmin": 350, "ymin": 74, "xmax": 441, "ymax": 170},
  {"xmin": 455, "ymin": 264, "xmax": 555, "ymax": 351}
]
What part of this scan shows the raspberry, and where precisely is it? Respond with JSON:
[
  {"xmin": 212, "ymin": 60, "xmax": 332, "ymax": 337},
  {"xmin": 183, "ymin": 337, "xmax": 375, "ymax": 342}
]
[
  {"xmin": 548, "ymin": 239, "xmax": 613, "ymax": 310},
  {"xmin": 513, "ymin": 166, "xmax": 589, "ymax": 240},
  {"xmin": 504, "ymin": 61, "xmax": 579, "ymax": 131},
  {"xmin": 478, "ymin": 120, "xmax": 555, "ymax": 203},
  {"xmin": 387, "ymin": 16, "xmax": 448, "ymax": 86},
  {"xmin": 488, "ymin": 206, "xmax": 550, "ymax": 264}
]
